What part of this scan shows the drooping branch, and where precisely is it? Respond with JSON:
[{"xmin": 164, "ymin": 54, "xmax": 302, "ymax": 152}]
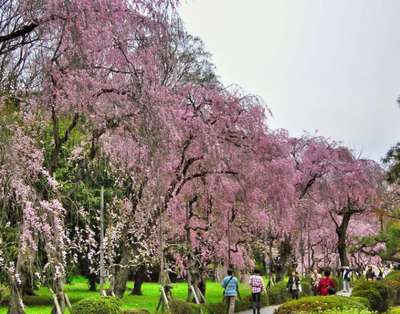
[{"xmin": 0, "ymin": 22, "xmax": 38, "ymax": 44}]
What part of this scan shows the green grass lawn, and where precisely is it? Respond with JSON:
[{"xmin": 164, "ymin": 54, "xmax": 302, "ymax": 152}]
[{"xmin": 0, "ymin": 276, "xmax": 254, "ymax": 313}]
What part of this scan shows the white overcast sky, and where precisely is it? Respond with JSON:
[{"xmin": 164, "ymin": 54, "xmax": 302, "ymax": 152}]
[{"xmin": 179, "ymin": 0, "xmax": 400, "ymax": 162}]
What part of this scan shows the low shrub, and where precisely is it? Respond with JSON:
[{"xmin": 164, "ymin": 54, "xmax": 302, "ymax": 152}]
[
  {"xmin": 386, "ymin": 272, "xmax": 400, "ymax": 305},
  {"xmin": 0, "ymin": 285, "xmax": 10, "ymax": 305},
  {"xmin": 348, "ymin": 296, "xmax": 370, "ymax": 309},
  {"xmin": 168, "ymin": 300, "xmax": 203, "ymax": 314},
  {"xmin": 387, "ymin": 279, "xmax": 400, "ymax": 305},
  {"xmin": 23, "ymin": 295, "xmax": 53, "ymax": 306},
  {"xmin": 206, "ymin": 302, "xmax": 225, "ymax": 314},
  {"xmin": 351, "ymin": 289, "xmax": 382, "ymax": 312},
  {"xmin": 71, "ymin": 297, "xmax": 122, "ymax": 314},
  {"xmin": 352, "ymin": 280, "xmax": 391, "ymax": 312},
  {"xmin": 274, "ymin": 296, "xmax": 368, "ymax": 314},
  {"xmin": 206, "ymin": 296, "xmax": 252, "ymax": 314},
  {"xmin": 386, "ymin": 271, "xmax": 400, "ymax": 282},
  {"xmin": 300, "ymin": 280, "xmax": 312, "ymax": 296},
  {"xmin": 301, "ymin": 309, "xmax": 374, "ymax": 314},
  {"xmin": 268, "ymin": 280, "xmax": 291, "ymax": 305},
  {"xmin": 123, "ymin": 310, "xmax": 150, "ymax": 314}
]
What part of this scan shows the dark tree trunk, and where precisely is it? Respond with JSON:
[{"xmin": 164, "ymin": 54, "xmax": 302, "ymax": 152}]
[
  {"xmin": 276, "ymin": 237, "xmax": 293, "ymax": 282},
  {"xmin": 88, "ymin": 274, "xmax": 97, "ymax": 292},
  {"xmin": 22, "ymin": 274, "xmax": 36, "ymax": 296},
  {"xmin": 196, "ymin": 273, "xmax": 206, "ymax": 302},
  {"xmin": 336, "ymin": 212, "xmax": 352, "ymax": 267},
  {"xmin": 131, "ymin": 268, "xmax": 145, "ymax": 296}
]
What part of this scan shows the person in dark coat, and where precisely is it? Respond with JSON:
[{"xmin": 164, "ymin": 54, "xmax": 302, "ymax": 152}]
[{"xmin": 287, "ymin": 271, "xmax": 301, "ymax": 299}]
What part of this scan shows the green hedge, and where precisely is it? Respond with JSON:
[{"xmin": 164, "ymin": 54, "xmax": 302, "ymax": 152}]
[
  {"xmin": 303, "ymin": 309, "xmax": 374, "ymax": 314},
  {"xmin": 71, "ymin": 297, "xmax": 122, "ymax": 314},
  {"xmin": 274, "ymin": 296, "xmax": 368, "ymax": 314},
  {"xmin": 267, "ymin": 278, "xmax": 312, "ymax": 304},
  {"xmin": 386, "ymin": 271, "xmax": 400, "ymax": 305},
  {"xmin": 385, "ymin": 271, "xmax": 400, "ymax": 282},
  {"xmin": 123, "ymin": 310, "xmax": 150, "ymax": 314},
  {"xmin": 0, "ymin": 285, "xmax": 10, "ymax": 305},
  {"xmin": 352, "ymin": 280, "xmax": 391, "ymax": 312},
  {"xmin": 168, "ymin": 300, "xmax": 203, "ymax": 314}
]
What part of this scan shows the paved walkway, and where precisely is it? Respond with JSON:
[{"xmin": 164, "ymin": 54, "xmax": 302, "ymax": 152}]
[
  {"xmin": 238, "ymin": 304, "xmax": 280, "ymax": 314},
  {"xmin": 337, "ymin": 288, "xmax": 352, "ymax": 297}
]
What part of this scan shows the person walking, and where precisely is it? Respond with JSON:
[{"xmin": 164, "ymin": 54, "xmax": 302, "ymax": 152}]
[
  {"xmin": 287, "ymin": 271, "xmax": 301, "ymax": 300},
  {"xmin": 222, "ymin": 269, "xmax": 240, "ymax": 314},
  {"xmin": 342, "ymin": 266, "xmax": 352, "ymax": 293},
  {"xmin": 248, "ymin": 269, "xmax": 265, "ymax": 314},
  {"xmin": 311, "ymin": 268, "xmax": 321, "ymax": 296},
  {"xmin": 366, "ymin": 266, "xmax": 375, "ymax": 281},
  {"xmin": 318, "ymin": 269, "xmax": 336, "ymax": 296}
]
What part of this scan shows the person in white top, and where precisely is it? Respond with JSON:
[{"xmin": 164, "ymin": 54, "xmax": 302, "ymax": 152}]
[
  {"xmin": 342, "ymin": 266, "xmax": 352, "ymax": 293},
  {"xmin": 248, "ymin": 269, "xmax": 265, "ymax": 314}
]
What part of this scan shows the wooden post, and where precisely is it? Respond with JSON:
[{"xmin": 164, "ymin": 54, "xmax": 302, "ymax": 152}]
[
  {"xmin": 197, "ymin": 287, "xmax": 207, "ymax": 303},
  {"xmin": 99, "ymin": 186, "xmax": 106, "ymax": 296},
  {"xmin": 49, "ymin": 288, "xmax": 62, "ymax": 314},
  {"xmin": 64, "ymin": 293, "xmax": 72, "ymax": 309},
  {"xmin": 190, "ymin": 285, "xmax": 200, "ymax": 304}
]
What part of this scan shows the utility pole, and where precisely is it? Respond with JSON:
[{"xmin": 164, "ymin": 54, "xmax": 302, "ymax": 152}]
[{"xmin": 99, "ymin": 186, "xmax": 106, "ymax": 296}]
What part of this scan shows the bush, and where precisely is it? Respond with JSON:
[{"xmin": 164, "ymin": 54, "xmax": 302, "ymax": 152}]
[
  {"xmin": 274, "ymin": 296, "xmax": 368, "ymax": 314},
  {"xmin": 268, "ymin": 280, "xmax": 291, "ymax": 305},
  {"xmin": 352, "ymin": 280, "xmax": 391, "ymax": 312},
  {"xmin": 168, "ymin": 300, "xmax": 203, "ymax": 314},
  {"xmin": 123, "ymin": 310, "xmax": 150, "ymax": 314},
  {"xmin": 71, "ymin": 297, "xmax": 122, "ymax": 314},
  {"xmin": 300, "ymin": 280, "xmax": 312, "ymax": 296},
  {"xmin": 385, "ymin": 272, "xmax": 400, "ymax": 305},
  {"xmin": 206, "ymin": 302, "xmax": 225, "ymax": 314},
  {"xmin": 23, "ymin": 295, "xmax": 53, "ymax": 306},
  {"xmin": 206, "ymin": 296, "xmax": 252, "ymax": 314},
  {"xmin": 387, "ymin": 279, "xmax": 400, "ymax": 305},
  {"xmin": 351, "ymin": 289, "xmax": 382, "ymax": 312},
  {"xmin": 386, "ymin": 271, "xmax": 400, "ymax": 282},
  {"xmin": 0, "ymin": 284, "xmax": 10, "ymax": 305},
  {"xmin": 303, "ymin": 309, "xmax": 374, "ymax": 314}
]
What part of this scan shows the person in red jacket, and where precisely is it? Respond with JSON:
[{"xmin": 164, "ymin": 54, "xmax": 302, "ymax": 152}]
[{"xmin": 318, "ymin": 269, "xmax": 336, "ymax": 296}]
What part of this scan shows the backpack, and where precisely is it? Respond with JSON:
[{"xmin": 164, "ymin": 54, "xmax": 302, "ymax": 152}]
[{"xmin": 344, "ymin": 269, "xmax": 351, "ymax": 281}]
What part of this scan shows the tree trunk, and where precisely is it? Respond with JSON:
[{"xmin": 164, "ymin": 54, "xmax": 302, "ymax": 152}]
[
  {"xmin": 336, "ymin": 212, "xmax": 352, "ymax": 267},
  {"xmin": 8, "ymin": 276, "xmax": 25, "ymax": 314},
  {"xmin": 112, "ymin": 247, "xmax": 131, "ymax": 298},
  {"xmin": 8, "ymin": 238, "xmax": 32, "ymax": 314},
  {"xmin": 131, "ymin": 268, "xmax": 145, "ymax": 296},
  {"xmin": 88, "ymin": 274, "xmax": 97, "ymax": 292},
  {"xmin": 276, "ymin": 236, "xmax": 292, "ymax": 282},
  {"xmin": 22, "ymin": 272, "xmax": 36, "ymax": 296},
  {"xmin": 50, "ymin": 277, "xmax": 66, "ymax": 314}
]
